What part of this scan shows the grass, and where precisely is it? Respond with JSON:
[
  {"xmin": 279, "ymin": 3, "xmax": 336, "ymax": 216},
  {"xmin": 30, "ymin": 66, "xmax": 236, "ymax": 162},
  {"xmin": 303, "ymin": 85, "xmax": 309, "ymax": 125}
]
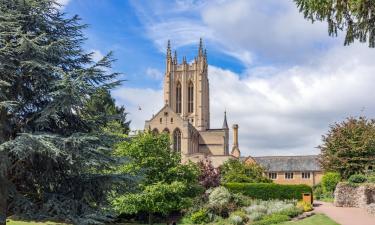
[
  {"xmin": 280, "ymin": 214, "xmax": 339, "ymax": 225},
  {"xmin": 6, "ymin": 219, "xmax": 70, "ymax": 225},
  {"xmin": 319, "ymin": 197, "xmax": 334, "ymax": 203}
]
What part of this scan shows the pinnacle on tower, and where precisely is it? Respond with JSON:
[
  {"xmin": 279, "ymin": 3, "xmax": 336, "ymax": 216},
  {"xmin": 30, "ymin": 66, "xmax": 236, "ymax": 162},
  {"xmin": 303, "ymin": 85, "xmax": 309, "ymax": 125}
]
[
  {"xmin": 198, "ymin": 38, "xmax": 203, "ymax": 56},
  {"xmin": 222, "ymin": 110, "xmax": 229, "ymax": 129},
  {"xmin": 173, "ymin": 50, "xmax": 177, "ymax": 64},
  {"xmin": 167, "ymin": 40, "xmax": 171, "ymax": 58}
]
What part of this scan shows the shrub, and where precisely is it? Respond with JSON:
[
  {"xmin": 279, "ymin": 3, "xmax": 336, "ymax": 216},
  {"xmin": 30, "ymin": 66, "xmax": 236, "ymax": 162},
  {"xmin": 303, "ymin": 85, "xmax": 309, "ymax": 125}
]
[
  {"xmin": 190, "ymin": 208, "xmax": 210, "ymax": 224},
  {"xmin": 296, "ymin": 201, "xmax": 313, "ymax": 212},
  {"xmin": 208, "ymin": 186, "xmax": 231, "ymax": 206},
  {"xmin": 252, "ymin": 214, "xmax": 290, "ymax": 225},
  {"xmin": 348, "ymin": 174, "xmax": 368, "ymax": 183},
  {"xmin": 208, "ymin": 186, "xmax": 234, "ymax": 217},
  {"xmin": 225, "ymin": 183, "xmax": 312, "ymax": 200},
  {"xmin": 313, "ymin": 183, "xmax": 323, "ymax": 200},
  {"xmin": 279, "ymin": 206, "xmax": 303, "ymax": 218},
  {"xmin": 228, "ymin": 215, "xmax": 243, "ymax": 225},
  {"xmin": 230, "ymin": 210, "xmax": 248, "ymax": 224},
  {"xmin": 321, "ymin": 172, "xmax": 341, "ymax": 194},
  {"xmin": 232, "ymin": 192, "xmax": 253, "ymax": 207},
  {"xmin": 367, "ymin": 172, "xmax": 375, "ymax": 183}
]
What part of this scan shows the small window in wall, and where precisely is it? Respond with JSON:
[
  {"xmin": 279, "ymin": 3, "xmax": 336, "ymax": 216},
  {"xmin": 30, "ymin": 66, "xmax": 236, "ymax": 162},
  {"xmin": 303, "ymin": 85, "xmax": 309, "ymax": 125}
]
[
  {"xmin": 368, "ymin": 165, "xmax": 373, "ymax": 171},
  {"xmin": 285, "ymin": 172, "xmax": 294, "ymax": 179},
  {"xmin": 302, "ymin": 172, "xmax": 311, "ymax": 179},
  {"xmin": 268, "ymin": 172, "xmax": 277, "ymax": 180},
  {"xmin": 171, "ymin": 118, "xmax": 173, "ymax": 123},
  {"xmin": 191, "ymin": 118, "xmax": 194, "ymax": 123},
  {"xmin": 160, "ymin": 118, "xmax": 162, "ymax": 123}
]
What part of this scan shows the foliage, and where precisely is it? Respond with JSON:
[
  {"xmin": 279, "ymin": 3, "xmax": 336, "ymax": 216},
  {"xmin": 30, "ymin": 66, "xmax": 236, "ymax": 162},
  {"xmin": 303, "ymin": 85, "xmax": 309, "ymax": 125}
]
[
  {"xmin": 228, "ymin": 210, "xmax": 248, "ymax": 225},
  {"xmin": 318, "ymin": 117, "xmax": 375, "ymax": 179},
  {"xmin": 294, "ymin": 0, "xmax": 375, "ymax": 48},
  {"xmin": 366, "ymin": 171, "xmax": 375, "ymax": 183},
  {"xmin": 252, "ymin": 213, "xmax": 290, "ymax": 225},
  {"xmin": 197, "ymin": 159, "xmax": 221, "ymax": 189},
  {"xmin": 0, "ymin": 0, "xmax": 129, "ymax": 224},
  {"xmin": 244, "ymin": 199, "xmax": 300, "ymax": 222},
  {"xmin": 313, "ymin": 183, "xmax": 323, "ymax": 200},
  {"xmin": 82, "ymin": 88, "xmax": 130, "ymax": 135},
  {"xmin": 225, "ymin": 183, "xmax": 312, "ymax": 200},
  {"xmin": 220, "ymin": 159, "xmax": 272, "ymax": 183},
  {"xmin": 231, "ymin": 193, "xmax": 253, "ymax": 207},
  {"xmin": 207, "ymin": 186, "xmax": 234, "ymax": 216},
  {"xmin": 190, "ymin": 208, "xmax": 211, "ymax": 224},
  {"xmin": 113, "ymin": 132, "xmax": 202, "ymax": 223},
  {"xmin": 348, "ymin": 174, "xmax": 368, "ymax": 183},
  {"xmin": 321, "ymin": 172, "xmax": 341, "ymax": 194},
  {"xmin": 296, "ymin": 201, "xmax": 313, "ymax": 212},
  {"xmin": 279, "ymin": 206, "xmax": 303, "ymax": 218}
]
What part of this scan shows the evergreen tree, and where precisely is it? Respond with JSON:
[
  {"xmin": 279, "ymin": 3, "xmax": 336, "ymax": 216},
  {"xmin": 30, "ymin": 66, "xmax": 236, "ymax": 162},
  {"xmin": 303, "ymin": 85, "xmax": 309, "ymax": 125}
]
[
  {"xmin": 82, "ymin": 88, "xmax": 130, "ymax": 135},
  {"xmin": 0, "ymin": 0, "xmax": 131, "ymax": 224},
  {"xmin": 295, "ymin": 0, "xmax": 375, "ymax": 47}
]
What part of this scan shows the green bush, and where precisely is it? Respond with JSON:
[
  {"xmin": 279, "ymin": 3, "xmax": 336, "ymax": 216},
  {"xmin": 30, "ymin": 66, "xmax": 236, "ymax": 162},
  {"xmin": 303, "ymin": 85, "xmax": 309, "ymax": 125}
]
[
  {"xmin": 225, "ymin": 183, "xmax": 312, "ymax": 200},
  {"xmin": 313, "ymin": 183, "xmax": 323, "ymax": 200},
  {"xmin": 229, "ymin": 210, "xmax": 248, "ymax": 224},
  {"xmin": 348, "ymin": 174, "xmax": 368, "ymax": 183},
  {"xmin": 190, "ymin": 208, "xmax": 211, "ymax": 224},
  {"xmin": 252, "ymin": 213, "xmax": 290, "ymax": 225},
  {"xmin": 232, "ymin": 192, "xmax": 253, "ymax": 207},
  {"xmin": 321, "ymin": 172, "xmax": 341, "ymax": 194},
  {"xmin": 367, "ymin": 172, "xmax": 375, "ymax": 183},
  {"xmin": 279, "ymin": 206, "xmax": 303, "ymax": 218}
]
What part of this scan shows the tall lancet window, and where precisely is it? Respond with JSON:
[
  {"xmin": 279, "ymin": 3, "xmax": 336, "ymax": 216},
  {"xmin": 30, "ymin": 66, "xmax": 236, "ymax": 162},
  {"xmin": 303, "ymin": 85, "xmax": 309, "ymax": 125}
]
[
  {"xmin": 173, "ymin": 128, "xmax": 182, "ymax": 152},
  {"xmin": 188, "ymin": 82, "xmax": 194, "ymax": 113},
  {"xmin": 176, "ymin": 82, "xmax": 182, "ymax": 113}
]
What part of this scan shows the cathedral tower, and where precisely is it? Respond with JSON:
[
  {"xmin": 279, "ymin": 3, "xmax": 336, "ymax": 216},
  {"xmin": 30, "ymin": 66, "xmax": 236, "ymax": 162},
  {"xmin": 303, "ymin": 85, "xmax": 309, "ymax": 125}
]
[{"xmin": 163, "ymin": 39, "xmax": 210, "ymax": 131}]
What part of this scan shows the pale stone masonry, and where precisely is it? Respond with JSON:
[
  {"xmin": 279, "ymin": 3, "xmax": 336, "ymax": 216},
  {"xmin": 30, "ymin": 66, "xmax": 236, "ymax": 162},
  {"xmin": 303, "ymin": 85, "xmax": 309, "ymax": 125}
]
[
  {"xmin": 145, "ymin": 39, "xmax": 237, "ymax": 167},
  {"xmin": 144, "ymin": 39, "xmax": 324, "ymax": 184}
]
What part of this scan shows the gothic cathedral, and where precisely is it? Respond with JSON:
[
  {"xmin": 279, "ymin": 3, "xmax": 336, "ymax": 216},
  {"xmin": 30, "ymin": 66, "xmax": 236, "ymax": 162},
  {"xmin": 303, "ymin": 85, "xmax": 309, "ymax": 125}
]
[{"xmin": 145, "ymin": 39, "xmax": 240, "ymax": 166}]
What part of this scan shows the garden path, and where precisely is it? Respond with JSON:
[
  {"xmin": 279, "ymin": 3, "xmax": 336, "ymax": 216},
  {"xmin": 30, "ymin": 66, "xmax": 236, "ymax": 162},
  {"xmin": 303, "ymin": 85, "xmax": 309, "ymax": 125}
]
[{"xmin": 313, "ymin": 201, "xmax": 375, "ymax": 225}]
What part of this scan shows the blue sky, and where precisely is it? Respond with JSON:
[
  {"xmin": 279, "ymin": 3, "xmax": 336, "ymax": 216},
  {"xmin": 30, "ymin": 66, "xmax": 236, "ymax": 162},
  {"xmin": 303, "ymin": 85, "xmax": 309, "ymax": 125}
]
[{"xmin": 61, "ymin": 0, "xmax": 375, "ymax": 156}]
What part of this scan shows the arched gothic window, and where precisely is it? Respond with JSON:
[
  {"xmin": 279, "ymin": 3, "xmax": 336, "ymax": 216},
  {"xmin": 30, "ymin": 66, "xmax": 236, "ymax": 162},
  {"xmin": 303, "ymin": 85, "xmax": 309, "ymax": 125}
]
[
  {"xmin": 173, "ymin": 128, "xmax": 182, "ymax": 152},
  {"xmin": 176, "ymin": 82, "xmax": 182, "ymax": 113},
  {"xmin": 163, "ymin": 128, "xmax": 170, "ymax": 134},
  {"xmin": 188, "ymin": 81, "xmax": 194, "ymax": 113}
]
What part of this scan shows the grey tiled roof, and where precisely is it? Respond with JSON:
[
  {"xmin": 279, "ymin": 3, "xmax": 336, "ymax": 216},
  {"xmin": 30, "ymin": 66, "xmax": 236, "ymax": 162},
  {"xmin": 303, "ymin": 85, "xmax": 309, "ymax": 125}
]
[{"xmin": 250, "ymin": 155, "xmax": 322, "ymax": 172}]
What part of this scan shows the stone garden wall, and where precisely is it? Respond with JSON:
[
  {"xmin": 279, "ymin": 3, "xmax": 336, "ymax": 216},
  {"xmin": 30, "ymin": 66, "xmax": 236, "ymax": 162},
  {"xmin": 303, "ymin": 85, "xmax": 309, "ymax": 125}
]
[{"xmin": 334, "ymin": 182, "xmax": 375, "ymax": 214}]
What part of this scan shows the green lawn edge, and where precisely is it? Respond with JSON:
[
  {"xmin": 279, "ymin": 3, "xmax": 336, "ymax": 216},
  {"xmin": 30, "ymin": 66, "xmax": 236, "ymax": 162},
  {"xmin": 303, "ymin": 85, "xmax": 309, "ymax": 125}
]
[{"xmin": 280, "ymin": 213, "xmax": 340, "ymax": 225}]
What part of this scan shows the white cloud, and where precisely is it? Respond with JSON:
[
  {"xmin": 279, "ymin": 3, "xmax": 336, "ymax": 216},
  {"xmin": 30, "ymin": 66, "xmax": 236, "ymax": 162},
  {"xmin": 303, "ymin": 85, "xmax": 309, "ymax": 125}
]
[
  {"xmin": 91, "ymin": 49, "xmax": 105, "ymax": 62},
  {"xmin": 130, "ymin": 0, "xmax": 337, "ymax": 65},
  {"xmin": 56, "ymin": 0, "xmax": 71, "ymax": 9},
  {"xmin": 112, "ymin": 87, "xmax": 163, "ymax": 131},
  {"xmin": 146, "ymin": 68, "xmax": 163, "ymax": 80}
]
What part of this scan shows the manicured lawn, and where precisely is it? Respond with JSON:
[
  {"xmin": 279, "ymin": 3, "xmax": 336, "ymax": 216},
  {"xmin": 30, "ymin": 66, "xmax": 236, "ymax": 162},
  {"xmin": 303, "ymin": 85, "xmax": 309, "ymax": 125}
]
[
  {"xmin": 281, "ymin": 214, "xmax": 339, "ymax": 225},
  {"xmin": 7, "ymin": 219, "xmax": 70, "ymax": 225}
]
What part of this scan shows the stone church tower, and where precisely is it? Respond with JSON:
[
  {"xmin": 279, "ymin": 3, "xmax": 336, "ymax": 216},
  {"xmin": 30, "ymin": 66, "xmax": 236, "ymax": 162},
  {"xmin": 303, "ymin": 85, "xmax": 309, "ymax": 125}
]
[
  {"xmin": 145, "ymin": 39, "xmax": 239, "ymax": 166},
  {"xmin": 163, "ymin": 39, "xmax": 210, "ymax": 131}
]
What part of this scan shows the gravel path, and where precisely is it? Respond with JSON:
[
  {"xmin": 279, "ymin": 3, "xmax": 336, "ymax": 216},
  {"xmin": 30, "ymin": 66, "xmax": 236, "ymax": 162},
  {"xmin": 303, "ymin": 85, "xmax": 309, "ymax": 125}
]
[{"xmin": 313, "ymin": 201, "xmax": 375, "ymax": 225}]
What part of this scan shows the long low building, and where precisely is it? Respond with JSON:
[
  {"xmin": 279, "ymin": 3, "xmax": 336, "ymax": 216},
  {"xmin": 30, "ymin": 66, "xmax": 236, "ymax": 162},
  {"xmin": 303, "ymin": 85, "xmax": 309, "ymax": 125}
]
[{"xmin": 242, "ymin": 155, "xmax": 323, "ymax": 186}]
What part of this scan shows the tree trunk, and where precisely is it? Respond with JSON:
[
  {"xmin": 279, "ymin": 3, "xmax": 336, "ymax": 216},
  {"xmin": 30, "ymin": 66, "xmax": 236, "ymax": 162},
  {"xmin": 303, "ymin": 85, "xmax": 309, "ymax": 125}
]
[
  {"xmin": 0, "ymin": 150, "xmax": 8, "ymax": 225},
  {"xmin": 148, "ymin": 213, "xmax": 153, "ymax": 225}
]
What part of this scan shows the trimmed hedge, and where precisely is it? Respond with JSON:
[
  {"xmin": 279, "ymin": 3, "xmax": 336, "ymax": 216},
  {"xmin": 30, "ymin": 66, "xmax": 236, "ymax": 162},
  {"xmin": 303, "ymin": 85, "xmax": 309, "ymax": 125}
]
[{"xmin": 225, "ymin": 183, "xmax": 312, "ymax": 200}]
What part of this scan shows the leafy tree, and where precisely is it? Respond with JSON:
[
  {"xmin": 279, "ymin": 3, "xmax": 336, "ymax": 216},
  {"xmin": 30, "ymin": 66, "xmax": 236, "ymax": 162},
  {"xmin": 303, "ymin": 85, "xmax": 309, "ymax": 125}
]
[
  {"xmin": 321, "ymin": 172, "xmax": 341, "ymax": 195},
  {"xmin": 220, "ymin": 159, "xmax": 271, "ymax": 183},
  {"xmin": 319, "ymin": 117, "xmax": 375, "ymax": 179},
  {"xmin": 82, "ymin": 88, "xmax": 130, "ymax": 135},
  {"xmin": 197, "ymin": 159, "xmax": 221, "ymax": 189},
  {"xmin": 295, "ymin": 0, "xmax": 375, "ymax": 47},
  {"xmin": 113, "ymin": 132, "xmax": 202, "ymax": 224},
  {"xmin": 0, "ymin": 0, "xmax": 131, "ymax": 224}
]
